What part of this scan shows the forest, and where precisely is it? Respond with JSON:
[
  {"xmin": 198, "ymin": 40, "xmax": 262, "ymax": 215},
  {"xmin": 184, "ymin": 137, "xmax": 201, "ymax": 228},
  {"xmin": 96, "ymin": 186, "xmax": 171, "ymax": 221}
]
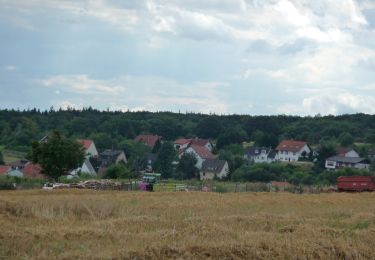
[{"xmin": 1, "ymin": 108, "xmax": 375, "ymax": 152}]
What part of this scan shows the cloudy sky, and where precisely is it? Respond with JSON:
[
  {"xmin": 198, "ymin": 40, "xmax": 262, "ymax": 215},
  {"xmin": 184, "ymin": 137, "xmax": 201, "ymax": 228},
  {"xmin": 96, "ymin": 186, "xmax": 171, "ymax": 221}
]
[{"xmin": 1, "ymin": 0, "xmax": 375, "ymax": 115}]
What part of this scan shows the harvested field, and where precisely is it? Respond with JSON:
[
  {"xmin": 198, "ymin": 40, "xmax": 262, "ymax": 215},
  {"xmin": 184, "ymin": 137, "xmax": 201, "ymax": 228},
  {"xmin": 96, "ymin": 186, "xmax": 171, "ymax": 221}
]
[{"xmin": 1, "ymin": 191, "xmax": 375, "ymax": 259}]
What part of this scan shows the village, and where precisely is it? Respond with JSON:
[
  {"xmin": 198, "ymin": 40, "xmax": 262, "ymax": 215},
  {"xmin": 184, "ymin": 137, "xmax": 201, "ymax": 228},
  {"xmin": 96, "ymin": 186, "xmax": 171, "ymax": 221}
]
[{"xmin": 1, "ymin": 131, "xmax": 374, "ymax": 191}]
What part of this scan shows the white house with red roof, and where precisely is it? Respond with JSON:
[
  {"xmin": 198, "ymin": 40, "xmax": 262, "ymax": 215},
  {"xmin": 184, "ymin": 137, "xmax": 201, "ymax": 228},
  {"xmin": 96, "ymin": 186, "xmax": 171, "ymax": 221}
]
[
  {"xmin": 174, "ymin": 138, "xmax": 192, "ymax": 150},
  {"xmin": 184, "ymin": 144, "xmax": 216, "ymax": 169},
  {"xmin": 78, "ymin": 139, "xmax": 98, "ymax": 158},
  {"xmin": 276, "ymin": 140, "xmax": 311, "ymax": 162},
  {"xmin": 174, "ymin": 137, "xmax": 213, "ymax": 152},
  {"xmin": 336, "ymin": 148, "xmax": 359, "ymax": 158}
]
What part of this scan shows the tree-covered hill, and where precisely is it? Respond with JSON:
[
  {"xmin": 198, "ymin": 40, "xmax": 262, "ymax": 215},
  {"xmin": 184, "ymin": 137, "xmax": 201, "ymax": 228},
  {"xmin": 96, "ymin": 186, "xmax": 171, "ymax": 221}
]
[{"xmin": 0, "ymin": 108, "xmax": 375, "ymax": 152}]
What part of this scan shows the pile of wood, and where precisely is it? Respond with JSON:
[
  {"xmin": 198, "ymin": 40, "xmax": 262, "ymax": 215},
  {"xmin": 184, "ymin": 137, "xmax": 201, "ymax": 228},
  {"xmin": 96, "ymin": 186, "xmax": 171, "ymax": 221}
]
[{"xmin": 43, "ymin": 180, "xmax": 123, "ymax": 190}]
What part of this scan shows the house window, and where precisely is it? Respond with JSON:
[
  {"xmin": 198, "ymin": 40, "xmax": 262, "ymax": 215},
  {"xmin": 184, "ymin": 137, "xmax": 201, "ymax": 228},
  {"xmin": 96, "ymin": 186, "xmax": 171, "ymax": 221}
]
[{"xmin": 293, "ymin": 152, "xmax": 296, "ymax": 156}]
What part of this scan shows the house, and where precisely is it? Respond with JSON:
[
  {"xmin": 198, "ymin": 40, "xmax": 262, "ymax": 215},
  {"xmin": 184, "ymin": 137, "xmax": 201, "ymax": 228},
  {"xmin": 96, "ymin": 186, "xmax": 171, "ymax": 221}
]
[
  {"xmin": 336, "ymin": 148, "xmax": 359, "ymax": 158},
  {"xmin": 200, "ymin": 159, "xmax": 229, "ymax": 180},
  {"xmin": 325, "ymin": 156, "xmax": 370, "ymax": 170},
  {"xmin": 276, "ymin": 140, "xmax": 311, "ymax": 162},
  {"xmin": 174, "ymin": 137, "xmax": 214, "ymax": 152},
  {"xmin": 135, "ymin": 135, "xmax": 161, "ymax": 148},
  {"xmin": 174, "ymin": 138, "xmax": 192, "ymax": 150},
  {"xmin": 244, "ymin": 147, "xmax": 277, "ymax": 163},
  {"xmin": 78, "ymin": 139, "xmax": 98, "ymax": 158},
  {"xmin": 0, "ymin": 165, "xmax": 10, "ymax": 176},
  {"xmin": 70, "ymin": 159, "xmax": 97, "ymax": 176},
  {"xmin": 69, "ymin": 139, "xmax": 98, "ymax": 177},
  {"xmin": 190, "ymin": 138, "xmax": 213, "ymax": 151},
  {"xmin": 22, "ymin": 163, "xmax": 44, "ymax": 178},
  {"xmin": 100, "ymin": 150, "xmax": 128, "ymax": 166},
  {"xmin": 184, "ymin": 144, "xmax": 216, "ymax": 169}
]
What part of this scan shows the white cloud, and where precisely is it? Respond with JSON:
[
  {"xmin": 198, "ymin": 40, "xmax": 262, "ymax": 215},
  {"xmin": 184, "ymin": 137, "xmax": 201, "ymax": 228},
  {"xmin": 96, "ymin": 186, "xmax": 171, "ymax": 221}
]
[
  {"xmin": 278, "ymin": 92, "xmax": 375, "ymax": 115},
  {"xmin": 4, "ymin": 65, "xmax": 17, "ymax": 71},
  {"xmin": 40, "ymin": 74, "xmax": 126, "ymax": 95},
  {"xmin": 39, "ymin": 74, "xmax": 230, "ymax": 114}
]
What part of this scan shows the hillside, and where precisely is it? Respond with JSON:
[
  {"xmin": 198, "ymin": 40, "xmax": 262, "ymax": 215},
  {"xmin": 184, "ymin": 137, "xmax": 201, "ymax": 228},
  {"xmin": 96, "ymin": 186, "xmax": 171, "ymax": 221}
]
[{"xmin": 0, "ymin": 109, "xmax": 374, "ymax": 152}]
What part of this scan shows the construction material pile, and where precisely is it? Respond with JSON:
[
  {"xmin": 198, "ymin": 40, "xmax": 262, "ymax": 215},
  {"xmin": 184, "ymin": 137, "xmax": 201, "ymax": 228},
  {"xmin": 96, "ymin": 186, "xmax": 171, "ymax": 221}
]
[{"xmin": 43, "ymin": 180, "xmax": 123, "ymax": 190}]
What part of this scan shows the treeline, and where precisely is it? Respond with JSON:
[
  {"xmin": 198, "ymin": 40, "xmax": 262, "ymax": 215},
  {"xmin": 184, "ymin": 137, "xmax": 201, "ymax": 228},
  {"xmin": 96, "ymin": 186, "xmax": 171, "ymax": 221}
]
[{"xmin": 1, "ymin": 108, "xmax": 375, "ymax": 153}]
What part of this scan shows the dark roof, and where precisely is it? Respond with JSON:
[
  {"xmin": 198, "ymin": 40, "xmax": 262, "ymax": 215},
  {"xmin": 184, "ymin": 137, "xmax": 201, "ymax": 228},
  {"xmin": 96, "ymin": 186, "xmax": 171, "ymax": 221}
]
[
  {"xmin": 100, "ymin": 150, "xmax": 125, "ymax": 165},
  {"xmin": 326, "ymin": 156, "xmax": 370, "ymax": 164},
  {"xmin": 201, "ymin": 159, "xmax": 227, "ymax": 173},
  {"xmin": 100, "ymin": 150, "xmax": 123, "ymax": 157},
  {"xmin": 244, "ymin": 147, "xmax": 270, "ymax": 156}
]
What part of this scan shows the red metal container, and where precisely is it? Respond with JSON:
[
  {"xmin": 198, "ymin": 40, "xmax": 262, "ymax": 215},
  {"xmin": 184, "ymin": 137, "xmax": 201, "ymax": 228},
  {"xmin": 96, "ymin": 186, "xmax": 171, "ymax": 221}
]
[{"xmin": 337, "ymin": 176, "xmax": 375, "ymax": 192}]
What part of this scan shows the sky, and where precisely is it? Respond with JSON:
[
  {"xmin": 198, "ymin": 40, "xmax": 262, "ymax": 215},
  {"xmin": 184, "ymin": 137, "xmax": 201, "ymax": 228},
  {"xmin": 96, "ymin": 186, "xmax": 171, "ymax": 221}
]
[{"xmin": 1, "ymin": 0, "xmax": 375, "ymax": 116}]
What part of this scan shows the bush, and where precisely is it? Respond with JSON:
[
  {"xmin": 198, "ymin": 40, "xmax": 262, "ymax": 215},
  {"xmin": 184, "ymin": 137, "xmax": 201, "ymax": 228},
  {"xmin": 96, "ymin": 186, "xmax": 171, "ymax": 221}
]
[{"xmin": 102, "ymin": 164, "xmax": 135, "ymax": 179}]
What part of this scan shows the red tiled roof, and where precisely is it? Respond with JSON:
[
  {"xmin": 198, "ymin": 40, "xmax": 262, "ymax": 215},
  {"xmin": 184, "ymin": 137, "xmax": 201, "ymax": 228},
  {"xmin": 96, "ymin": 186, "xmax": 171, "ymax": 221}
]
[
  {"xmin": 276, "ymin": 140, "xmax": 307, "ymax": 152},
  {"xmin": 0, "ymin": 165, "xmax": 10, "ymax": 176},
  {"xmin": 174, "ymin": 138, "xmax": 192, "ymax": 145},
  {"xmin": 135, "ymin": 135, "xmax": 161, "ymax": 148},
  {"xmin": 22, "ymin": 163, "xmax": 44, "ymax": 178},
  {"xmin": 191, "ymin": 138, "xmax": 210, "ymax": 146},
  {"xmin": 190, "ymin": 145, "xmax": 215, "ymax": 159},
  {"xmin": 336, "ymin": 148, "xmax": 351, "ymax": 156},
  {"xmin": 78, "ymin": 139, "xmax": 93, "ymax": 150}
]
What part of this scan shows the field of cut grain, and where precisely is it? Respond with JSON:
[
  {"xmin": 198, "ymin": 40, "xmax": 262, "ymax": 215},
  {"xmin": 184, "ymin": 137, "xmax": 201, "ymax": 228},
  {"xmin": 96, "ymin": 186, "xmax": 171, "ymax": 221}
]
[{"xmin": 1, "ymin": 191, "xmax": 375, "ymax": 259}]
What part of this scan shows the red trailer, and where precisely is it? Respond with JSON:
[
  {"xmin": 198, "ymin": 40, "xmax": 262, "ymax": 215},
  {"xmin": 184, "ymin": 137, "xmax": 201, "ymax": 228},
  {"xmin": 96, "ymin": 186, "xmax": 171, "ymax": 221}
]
[{"xmin": 337, "ymin": 176, "xmax": 375, "ymax": 192}]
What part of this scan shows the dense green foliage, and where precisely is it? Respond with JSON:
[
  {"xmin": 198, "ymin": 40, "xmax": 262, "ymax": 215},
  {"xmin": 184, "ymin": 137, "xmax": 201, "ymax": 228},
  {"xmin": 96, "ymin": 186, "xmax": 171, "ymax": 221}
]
[
  {"xmin": 1, "ymin": 109, "xmax": 375, "ymax": 153},
  {"xmin": 232, "ymin": 163, "xmax": 371, "ymax": 185},
  {"xmin": 1, "ymin": 109, "xmax": 375, "ymax": 184},
  {"xmin": 174, "ymin": 153, "xmax": 199, "ymax": 180},
  {"xmin": 154, "ymin": 142, "xmax": 177, "ymax": 179},
  {"xmin": 102, "ymin": 164, "xmax": 134, "ymax": 179},
  {"xmin": 31, "ymin": 131, "xmax": 85, "ymax": 181},
  {"xmin": 0, "ymin": 151, "xmax": 4, "ymax": 165}
]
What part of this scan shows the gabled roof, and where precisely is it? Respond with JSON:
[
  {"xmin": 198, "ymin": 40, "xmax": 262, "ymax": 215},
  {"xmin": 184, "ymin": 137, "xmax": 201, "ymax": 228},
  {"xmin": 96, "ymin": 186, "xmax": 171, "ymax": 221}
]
[
  {"xmin": 83, "ymin": 159, "xmax": 96, "ymax": 175},
  {"xmin": 276, "ymin": 140, "xmax": 307, "ymax": 152},
  {"xmin": 245, "ymin": 147, "xmax": 270, "ymax": 156},
  {"xmin": 22, "ymin": 163, "xmax": 44, "ymax": 178},
  {"xmin": 326, "ymin": 156, "xmax": 370, "ymax": 164},
  {"xmin": 100, "ymin": 150, "xmax": 123, "ymax": 157},
  {"xmin": 0, "ymin": 165, "xmax": 10, "ymax": 175},
  {"xmin": 78, "ymin": 139, "xmax": 94, "ymax": 150},
  {"xmin": 189, "ymin": 145, "xmax": 215, "ymax": 159},
  {"xmin": 190, "ymin": 138, "xmax": 210, "ymax": 146},
  {"xmin": 201, "ymin": 159, "xmax": 227, "ymax": 173},
  {"xmin": 174, "ymin": 138, "xmax": 192, "ymax": 145},
  {"xmin": 135, "ymin": 135, "xmax": 161, "ymax": 148}
]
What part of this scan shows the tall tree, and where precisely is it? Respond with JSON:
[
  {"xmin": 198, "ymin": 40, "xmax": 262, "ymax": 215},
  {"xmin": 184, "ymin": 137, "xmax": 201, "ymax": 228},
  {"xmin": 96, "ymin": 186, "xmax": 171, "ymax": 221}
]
[
  {"xmin": 154, "ymin": 142, "xmax": 177, "ymax": 178},
  {"xmin": 175, "ymin": 153, "xmax": 199, "ymax": 179},
  {"xmin": 31, "ymin": 131, "xmax": 85, "ymax": 181},
  {"xmin": 0, "ymin": 150, "xmax": 4, "ymax": 165}
]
